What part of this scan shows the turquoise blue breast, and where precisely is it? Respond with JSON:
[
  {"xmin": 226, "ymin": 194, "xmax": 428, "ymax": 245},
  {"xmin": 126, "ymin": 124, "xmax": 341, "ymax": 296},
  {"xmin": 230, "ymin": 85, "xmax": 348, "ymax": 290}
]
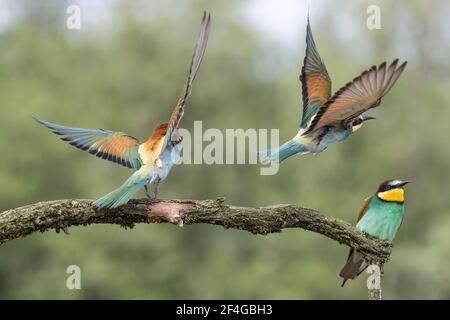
[
  {"xmin": 356, "ymin": 196, "xmax": 404, "ymax": 242},
  {"xmin": 158, "ymin": 144, "xmax": 180, "ymax": 181},
  {"xmin": 316, "ymin": 129, "xmax": 351, "ymax": 152}
]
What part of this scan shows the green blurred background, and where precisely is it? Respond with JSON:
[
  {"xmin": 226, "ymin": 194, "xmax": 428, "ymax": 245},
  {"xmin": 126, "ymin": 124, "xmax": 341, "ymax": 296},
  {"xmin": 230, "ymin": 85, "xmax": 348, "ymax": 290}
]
[{"xmin": 0, "ymin": 0, "xmax": 449, "ymax": 299}]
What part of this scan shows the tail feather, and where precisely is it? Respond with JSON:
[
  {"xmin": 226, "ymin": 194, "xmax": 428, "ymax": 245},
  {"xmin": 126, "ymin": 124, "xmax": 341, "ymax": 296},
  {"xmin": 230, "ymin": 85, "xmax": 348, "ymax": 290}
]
[
  {"xmin": 259, "ymin": 139, "xmax": 306, "ymax": 164},
  {"xmin": 339, "ymin": 249, "xmax": 368, "ymax": 287},
  {"xmin": 94, "ymin": 174, "xmax": 156, "ymax": 209},
  {"xmin": 93, "ymin": 183, "xmax": 143, "ymax": 209}
]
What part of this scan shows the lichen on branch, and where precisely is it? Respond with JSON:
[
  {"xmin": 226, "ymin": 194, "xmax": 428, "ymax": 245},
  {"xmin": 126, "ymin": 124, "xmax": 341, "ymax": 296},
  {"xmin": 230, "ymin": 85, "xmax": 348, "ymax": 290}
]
[{"xmin": 0, "ymin": 198, "xmax": 392, "ymax": 262}]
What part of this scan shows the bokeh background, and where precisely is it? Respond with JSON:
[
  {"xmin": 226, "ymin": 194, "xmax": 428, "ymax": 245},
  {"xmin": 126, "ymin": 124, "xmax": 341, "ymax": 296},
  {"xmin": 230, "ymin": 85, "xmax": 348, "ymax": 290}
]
[{"xmin": 1, "ymin": 0, "xmax": 449, "ymax": 299}]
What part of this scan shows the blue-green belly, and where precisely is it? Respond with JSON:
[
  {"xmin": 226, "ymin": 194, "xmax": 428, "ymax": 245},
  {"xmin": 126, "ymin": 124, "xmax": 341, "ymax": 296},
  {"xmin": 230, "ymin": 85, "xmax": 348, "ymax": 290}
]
[
  {"xmin": 356, "ymin": 196, "xmax": 404, "ymax": 242},
  {"xmin": 316, "ymin": 129, "xmax": 351, "ymax": 153}
]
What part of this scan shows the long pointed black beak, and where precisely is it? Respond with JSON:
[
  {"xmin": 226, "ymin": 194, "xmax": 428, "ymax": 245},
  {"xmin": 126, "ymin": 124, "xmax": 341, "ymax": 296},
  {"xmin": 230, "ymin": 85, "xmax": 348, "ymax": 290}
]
[
  {"xmin": 397, "ymin": 181, "xmax": 410, "ymax": 187},
  {"xmin": 362, "ymin": 116, "xmax": 376, "ymax": 122}
]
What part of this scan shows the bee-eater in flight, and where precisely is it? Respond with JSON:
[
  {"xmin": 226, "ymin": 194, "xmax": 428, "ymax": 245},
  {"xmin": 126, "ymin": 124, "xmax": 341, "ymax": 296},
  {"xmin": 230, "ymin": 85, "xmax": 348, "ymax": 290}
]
[
  {"xmin": 35, "ymin": 12, "xmax": 211, "ymax": 209},
  {"xmin": 260, "ymin": 18, "xmax": 407, "ymax": 164},
  {"xmin": 339, "ymin": 179, "xmax": 409, "ymax": 286}
]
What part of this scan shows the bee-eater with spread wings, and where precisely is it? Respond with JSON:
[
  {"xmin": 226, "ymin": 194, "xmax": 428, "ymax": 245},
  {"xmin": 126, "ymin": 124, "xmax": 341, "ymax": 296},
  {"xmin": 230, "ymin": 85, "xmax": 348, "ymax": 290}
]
[
  {"xmin": 339, "ymin": 179, "xmax": 409, "ymax": 286},
  {"xmin": 35, "ymin": 12, "xmax": 211, "ymax": 209},
  {"xmin": 260, "ymin": 18, "xmax": 407, "ymax": 164}
]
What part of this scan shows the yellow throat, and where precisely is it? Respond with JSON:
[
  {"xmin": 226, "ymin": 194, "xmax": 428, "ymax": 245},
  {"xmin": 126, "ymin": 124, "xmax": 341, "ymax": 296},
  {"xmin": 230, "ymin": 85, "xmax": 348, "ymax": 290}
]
[
  {"xmin": 377, "ymin": 188, "xmax": 404, "ymax": 202},
  {"xmin": 352, "ymin": 123, "xmax": 363, "ymax": 133}
]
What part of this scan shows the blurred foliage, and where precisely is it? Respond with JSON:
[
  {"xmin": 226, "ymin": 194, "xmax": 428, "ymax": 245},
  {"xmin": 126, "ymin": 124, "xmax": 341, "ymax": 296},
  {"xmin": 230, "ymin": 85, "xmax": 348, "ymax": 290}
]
[{"xmin": 0, "ymin": 0, "xmax": 449, "ymax": 299}]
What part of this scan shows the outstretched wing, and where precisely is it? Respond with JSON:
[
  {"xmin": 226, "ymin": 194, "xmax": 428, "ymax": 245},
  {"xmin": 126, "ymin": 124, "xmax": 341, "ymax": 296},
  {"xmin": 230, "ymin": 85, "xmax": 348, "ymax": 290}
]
[
  {"xmin": 299, "ymin": 17, "xmax": 331, "ymax": 128},
  {"xmin": 35, "ymin": 118, "xmax": 142, "ymax": 169},
  {"xmin": 161, "ymin": 11, "xmax": 211, "ymax": 152},
  {"xmin": 302, "ymin": 59, "xmax": 407, "ymax": 135}
]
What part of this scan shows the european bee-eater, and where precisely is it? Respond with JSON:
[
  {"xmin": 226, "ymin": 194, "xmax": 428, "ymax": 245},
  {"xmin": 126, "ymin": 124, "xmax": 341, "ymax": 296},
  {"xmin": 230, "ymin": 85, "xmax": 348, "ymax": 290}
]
[
  {"xmin": 339, "ymin": 179, "xmax": 409, "ymax": 286},
  {"xmin": 35, "ymin": 12, "xmax": 211, "ymax": 209},
  {"xmin": 261, "ymin": 18, "xmax": 407, "ymax": 163}
]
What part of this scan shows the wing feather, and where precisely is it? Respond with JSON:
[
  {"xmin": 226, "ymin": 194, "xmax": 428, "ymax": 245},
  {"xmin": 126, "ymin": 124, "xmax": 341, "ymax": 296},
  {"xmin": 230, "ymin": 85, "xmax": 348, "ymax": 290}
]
[
  {"xmin": 302, "ymin": 59, "xmax": 407, "ymax": 135},
  {"xmin": 356, "ymin": 196, "xmax": 372, "ymax": 222},
  {"xmin": 35, "ymin": 118, "xmax": 141, "ymax": 169},
  {"xmin": 161, "ymin": 12, "xmax": 211, "ymax": 151},
  {"xmin": 339, "ymin": 195, "xmax": 373, "ymax": 286},
  {"xmin": 299, "ymin": 17, "xmax": 331, "ymax": 128}
]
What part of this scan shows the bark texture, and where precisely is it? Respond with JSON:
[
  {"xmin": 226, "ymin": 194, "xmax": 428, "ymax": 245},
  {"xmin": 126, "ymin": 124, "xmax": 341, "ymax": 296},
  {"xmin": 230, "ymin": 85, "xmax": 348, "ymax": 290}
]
[{"xmin": 0, "ymin": 198, "xmax": 392, "ymax": 263}]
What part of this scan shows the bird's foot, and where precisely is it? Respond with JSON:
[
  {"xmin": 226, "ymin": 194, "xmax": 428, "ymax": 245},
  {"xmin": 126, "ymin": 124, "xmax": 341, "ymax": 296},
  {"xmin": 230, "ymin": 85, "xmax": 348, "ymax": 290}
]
[
  {"xmin": 147, "ymin": 202, "xmax": 186, "ymax": 227},
  {"xmin": 144, "ymin": 185, "xmax": 155, "ymax": 200},
  {"xmin": 152, "ymin": 181, "xmax": 160, "ymax": 199},
  {"xmin": 145, "ymin": 191, "xmax": 154, "ymax": 200}
]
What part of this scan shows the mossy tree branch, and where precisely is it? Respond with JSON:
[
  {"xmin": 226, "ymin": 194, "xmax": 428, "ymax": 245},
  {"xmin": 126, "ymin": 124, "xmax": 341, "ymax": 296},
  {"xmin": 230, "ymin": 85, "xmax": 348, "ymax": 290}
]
[{"xmin": 0, "ymin": 198, "xmax": 392, "ymax": 263}]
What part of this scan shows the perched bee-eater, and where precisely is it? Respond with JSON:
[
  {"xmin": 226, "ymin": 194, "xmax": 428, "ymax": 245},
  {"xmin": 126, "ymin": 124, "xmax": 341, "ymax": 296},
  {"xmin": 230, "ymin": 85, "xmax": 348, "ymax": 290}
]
[
  {"xmin": 261, "ymin": 18, "xmax": 407, "ymax": 163},
  {"xmin": 35, "ymin": 12, "xmax": 211, "ymax": 209},
  {"xmin": 339, "ymin": 179, "xmax": 409, "ymax": 286}
]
